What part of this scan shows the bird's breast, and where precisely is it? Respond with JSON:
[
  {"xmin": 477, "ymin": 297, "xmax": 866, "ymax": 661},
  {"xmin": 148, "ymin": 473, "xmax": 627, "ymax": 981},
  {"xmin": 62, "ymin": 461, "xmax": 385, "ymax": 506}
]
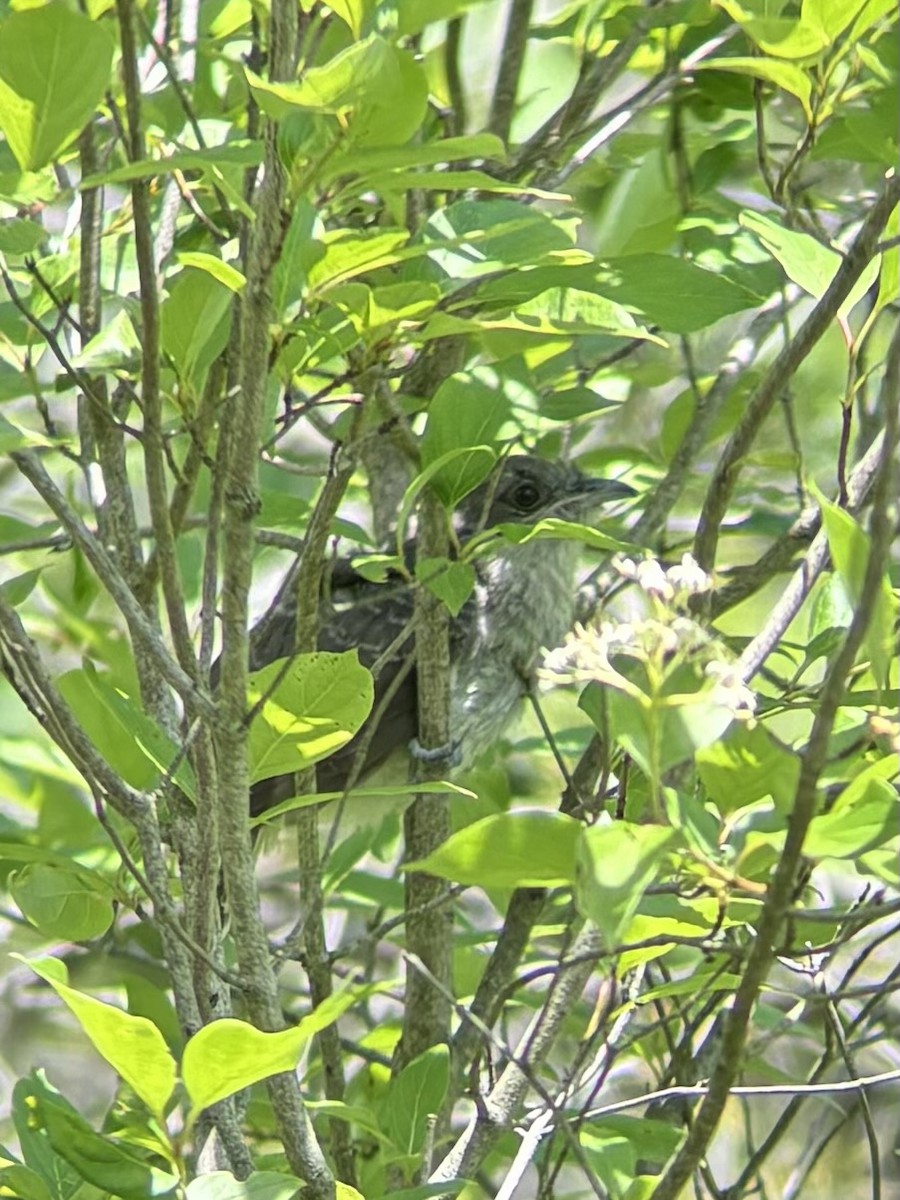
[{"xmin": 448, "ymin": 540, "xmax": 580, "ymax": 766}]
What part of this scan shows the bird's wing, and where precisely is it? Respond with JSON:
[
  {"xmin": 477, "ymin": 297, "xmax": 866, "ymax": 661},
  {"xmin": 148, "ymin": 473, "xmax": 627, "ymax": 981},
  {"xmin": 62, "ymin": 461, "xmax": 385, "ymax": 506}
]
[{"xmin": 248, "ymin": 563, "xmax": 419, "ymax": 810}]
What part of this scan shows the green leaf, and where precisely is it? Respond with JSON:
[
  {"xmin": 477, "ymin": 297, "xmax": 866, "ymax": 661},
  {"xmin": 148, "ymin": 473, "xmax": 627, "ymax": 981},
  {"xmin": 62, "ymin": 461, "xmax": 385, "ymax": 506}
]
[
  {"xmin": 161, "ymin": 269, "xmax": 233, "ymax": 391},
  {"xmin": 872, "ymin": 203, "xmax": 898, "ymax": 318},
  {"xmin": 0, "ymin": 567, "xmax": 42, "ymax": 606},
  {"xmin": 319, "ymin": 132, "xmax": 507, "ymax": 186},
  {"xmin": 581, "ymin": 1114, "xmax": 682, "ymax": 1197},
  {"xmin": 386, "ymin": 1045, "xmax": 449, "ymax": 1155},
  {"xmin": 0, "ymin": 414, "xmax": 49, "ymax": 452},
  {"xmin": 183, "ymin": 982, "xmax": 383, "ymax": 1112},
  {"xmin": 0, "ymin": 216, "xmax": 45, "ymax": 254},
  {"xmin": 0, "ymin": 1162, "xmax": 53, "ymax": 1200},
  {"xmin": 247, "ymin": 36, "xmax": 427, "ymax": 147},
  {"xmin": 30, "ymin": 1090, "xmax": 178, "ymax": 1199},
  {"xmin": 57, "ymin": 665, "xmax": 198, "ymax": 800},
  {"xmin": 849, "ymin": 0, "xmax": 897, "ymax": 37},
  {"xmin": 581, "ymin": 659, "xmax": 740, "ymax": 779},
  {"xmin": 486, "ymin": 517, "xmax": 635, "ymax": 555},
  {"xmin": 11, "ymin": 1075, "xmax": 83, "ymax": 1198},
  {"xmin": 406, "ymin": 810, "xmax": 581, "ymax": 887},
  {"xmin": 805, "ymin": 778, "xmax": 898, "ymax": 859},
  {"xmin": 416, "ymin": 198, "xmax": 576, "ymax": 281},
  {"xmin": 397, "ymin": 0, "xmax": 494, "ymax": 36},
  {"xmin": 350, "ymin": 45, "xmax": 428, "ymax": 148},
  {"xmin": 740, "ymin": 212, "xmax": 881, "ymax": 316},
  {"xmin": 9, "ymin": 864, "xmax": 114, "ymax": 941},
  {"xmin": 248, "ymin": 651, "xmax": 374, "ymax": 784},
  {"xmin": 0, "ymin": 5, "xmax": 114, "ymax": 170},
  {"xmin": 341, "ymin": 168, "xmax": 564, "ymax": 201},
  {"xmin": 420, "ymin": 374, "xmax": 511, "ymax": 504},
  {"xmin": 819, "ymin": 494, "xmax": 897, "ymax": 689},
  {"xmin": 386, "ymin": 1185, "xmax": 474, "ymax": 1200},
  {"xmin": 72, "ymin": 308, "xmax": 142, "ymax": 370},
  {"xmin": 395, "ymin": 446, "xmax": 497, "ymax": 552},
  {"xmin": 327, "ymin": 0, "xmax": 370, "ymax": 38},
  {"xmin": 176, "ymin": 252, "xmax": 246, "ymax": 293},
  {"xmin": 539, "ymin": 387, "xmax": 618, "ymax": 421},
  {"xmin": 696, "ymin": 58, "xmax": 813, "ymax": 119},
  {"xmin": 420, "ymin": 307, "xmax": 661, "ymax": 351},
  {"xmin": 80, "ymin": 141, "xmax": 264, "ymax": 188},
  {"xmin": 416, "ymin": 558, "xmax": 476, "ymax": 617},
  {"xmin": 15, "ymin": 957, "xmax": 177, "ymax": 1118},
  {"xmin": 185, "ymin": 1172, "xmax": 306, "ymax": 1200},
  {"xmin": 575, "ymin": 821, "xmax": 679, "ymax": 946},
  {"xmin": 830, "ymin": 755, "xmax": 899, "ymax": 810},
  {"xmin": 600, "ymin": 254, "xmax": 762, "ymax": 332},
  {"xmin": 696, "ymin": 723, "xmax": 800, "ymax": 814},
  {"xmin": 804, "ymin": 0, "xmax": 872, "ymax": 39},
  {"xmin": 306, "ymin": 229, "xmax": 410, "ymax": 292},
  {"xmin": 250, "ymin": 781, "xmax": 475, "ymax": 825},
  {"xmin": 714, "ymin": 0, "xmax": 831, "ymax": 57},
  {"xmin": 329, "ymin": 280, "xmax": 440, "ymax": 341}
]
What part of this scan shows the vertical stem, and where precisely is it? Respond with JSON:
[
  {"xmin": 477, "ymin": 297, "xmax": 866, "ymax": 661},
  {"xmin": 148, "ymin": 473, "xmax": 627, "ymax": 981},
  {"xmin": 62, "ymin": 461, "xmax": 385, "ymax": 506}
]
[
  {"xmin": 117, "ymin": 0, "xmax": 195, "ymax": 675},
  {"xmin": 488, "ymin": 0, "xmax": 533, "ymax": 144},
  {"xmin": 214, "ymin": 0, "xmax": 332, "ymax": 1190},
  {"xmin": 291, "ymin": 439, "xmax": 362, "ymax": 1186},
  {"xmin": 396, "ymin": 489, "xmax": 453, "ymax": 1070}
]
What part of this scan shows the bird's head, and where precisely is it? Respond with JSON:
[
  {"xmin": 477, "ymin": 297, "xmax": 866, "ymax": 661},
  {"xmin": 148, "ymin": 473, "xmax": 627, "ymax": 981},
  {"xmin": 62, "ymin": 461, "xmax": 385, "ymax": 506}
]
[{"xmin": 457, "ymin": 454, "xmax": 634, "ymax": 537}]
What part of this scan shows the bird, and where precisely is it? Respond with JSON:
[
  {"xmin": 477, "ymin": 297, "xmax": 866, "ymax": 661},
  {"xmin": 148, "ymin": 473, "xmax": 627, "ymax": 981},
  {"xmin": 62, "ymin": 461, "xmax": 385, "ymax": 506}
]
[{"xmin": 248, "ymin": 454, "xmax": 634, "ymax": 821}]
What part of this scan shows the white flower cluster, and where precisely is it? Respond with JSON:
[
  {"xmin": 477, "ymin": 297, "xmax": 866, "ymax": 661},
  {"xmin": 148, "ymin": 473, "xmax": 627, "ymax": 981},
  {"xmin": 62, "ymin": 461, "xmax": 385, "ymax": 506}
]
[
  {"xmin": 612, "ymin": 552, "xmax": 713, "ymax": 603},
  {"xmin": 542, "ymin": 554, "xmax": 756, "ymax": 721}
]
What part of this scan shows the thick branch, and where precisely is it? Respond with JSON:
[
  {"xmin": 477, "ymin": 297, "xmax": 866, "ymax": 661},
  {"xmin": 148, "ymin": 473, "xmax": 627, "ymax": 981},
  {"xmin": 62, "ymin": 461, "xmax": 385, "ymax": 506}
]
[
  {"xmin": 212, "ymin": 0, "xmax": 332, "ymax": 1189},
  {"xmin": 396, "ymin": 486, "xmax": 454, "ymax": 1070}
]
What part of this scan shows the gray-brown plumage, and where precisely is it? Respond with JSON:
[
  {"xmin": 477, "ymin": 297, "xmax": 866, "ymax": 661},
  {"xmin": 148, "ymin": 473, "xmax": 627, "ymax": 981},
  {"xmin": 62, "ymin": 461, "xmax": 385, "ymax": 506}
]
[{"xmin": 249, "ymin": 455, "xmax": 633, "ymax": 815}]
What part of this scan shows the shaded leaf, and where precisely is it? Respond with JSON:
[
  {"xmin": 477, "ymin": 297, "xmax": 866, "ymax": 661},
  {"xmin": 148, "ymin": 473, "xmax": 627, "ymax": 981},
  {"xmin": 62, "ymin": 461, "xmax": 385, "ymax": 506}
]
[
  {"xmin": 575, "ymin": 821, "xmax": 679, "ymax": 946},
  {"xmin": 9, "ymin": 865, "xmax": 114, "ymax": 942},
  {"xmin": 57, "ymin": 665, "xmax": 198, "ymax": 800},
  {"xmin": 386, "ymin": 1045, "xmax": 449, "ymax": 1155}
]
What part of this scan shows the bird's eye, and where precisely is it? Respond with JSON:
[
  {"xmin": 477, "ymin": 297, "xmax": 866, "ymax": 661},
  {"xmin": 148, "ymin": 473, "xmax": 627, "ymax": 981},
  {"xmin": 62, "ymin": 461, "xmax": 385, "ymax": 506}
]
[{"xmin": 511, "ymin": 481, "xmax": 542, "ymax": 511}]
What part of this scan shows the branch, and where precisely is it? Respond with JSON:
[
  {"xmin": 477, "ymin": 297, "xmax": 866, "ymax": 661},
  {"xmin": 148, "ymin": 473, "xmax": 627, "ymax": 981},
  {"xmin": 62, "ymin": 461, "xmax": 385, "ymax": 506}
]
[
  {"xmin": 693, "ymin": 175, "xmax": 900, "ymax": 572},
  {"xmin": 650, "ymin": 339, "xmax": 898, "ymax": 1199},
  {"xmin": 10, "ymin": 450, "xmax": 214, "ymax": 721},
  {"xmin": 396, "ymin": 485, "xmax": 454, "ymax": 1070},
  {"xmin": 444, "ymin": 19, "xmax": 467, "ymax": 137},
  {"xmin": 290, "ymin": 432, "xmax": 362, "ymax": 1187},
  {"xmin": 629, "ymin": 299, "xmax": 789, "ymax": 549},
  {"xmin": 449, "ymin": 735, "xmax": 608, "ymax": 1096},
  {"xmin": 737, "ymin": 406, "xmax": 891, "ymax": 684},
  {"xmin": 76, "ymin": 124, "xmax": 145, "ymax": 591},
  {"xmin": 117, "ymin": 0, "xmax": 197, "ymax": 685},
  {"xmin": 508, "ymin": 8, "xmax": 661, "ymax": 183},
  {"xmin": 211, "ymin": 0, "xmax": 332, "ymax": 1188},
  {"xmin": 488, "ymin": 0, "xmax": 533, "ymax": 145},
  {"xmin": 432, "ymin": 923, "xmax": 603, "ymax": 1185}
]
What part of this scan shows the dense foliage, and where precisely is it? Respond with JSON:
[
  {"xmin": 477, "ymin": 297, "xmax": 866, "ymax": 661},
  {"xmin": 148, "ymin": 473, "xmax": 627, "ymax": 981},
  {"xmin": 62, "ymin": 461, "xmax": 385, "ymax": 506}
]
[{"xmin": 0, "ymin": 1, "xmax": 897, "ymax": 1198}]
